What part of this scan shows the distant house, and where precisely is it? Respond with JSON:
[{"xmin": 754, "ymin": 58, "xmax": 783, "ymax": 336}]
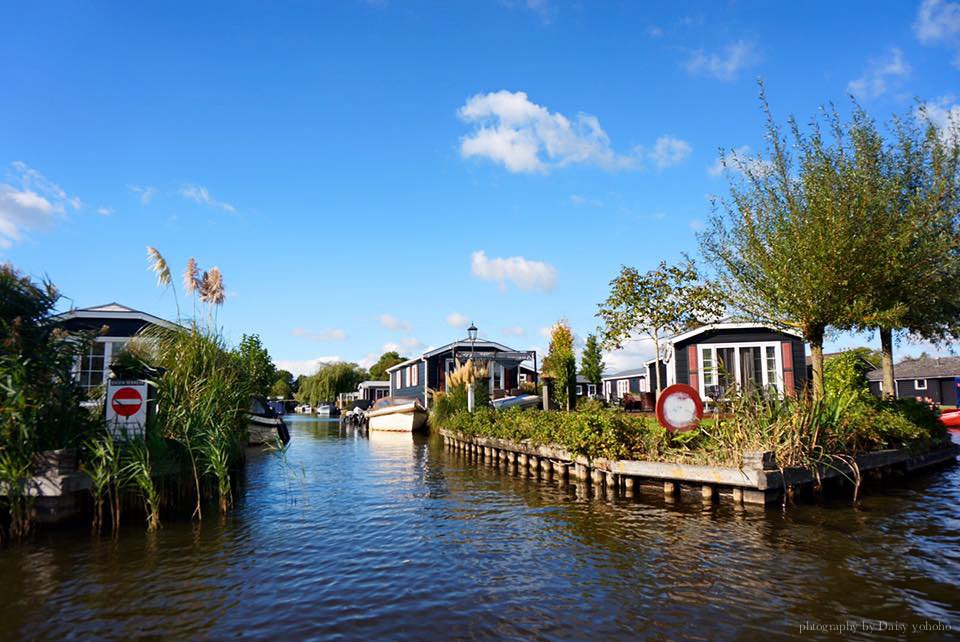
[
  {"xmin": 358, "ymin": 380, "xmax": 390, "ymax": 402},
  {"xmin": 54, "ymin": 302, "xmax": 177, "ymax": 395},
  {"xmin": 867, "ymin": 356, "xmax": 960, "ymax": 406},
  {"xmin": 386, "ymin": 331, "xmax": 537, "ymax": 406},
  {"xmin": 574, "ymin": 375, "xmax": 599, "ymax": 398},
  {"xmin": 601, "ymin": 368, "xmax": 648, "ymax": 402}
]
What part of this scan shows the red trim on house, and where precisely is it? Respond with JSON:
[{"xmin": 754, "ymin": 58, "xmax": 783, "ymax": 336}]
[
  {"xmin": 687, "ymin": 345, "xmax": 699, "ymax": 390},
  {"xmin": 781, "ymin": 342, "xmax": 795, "ymax": 396}
]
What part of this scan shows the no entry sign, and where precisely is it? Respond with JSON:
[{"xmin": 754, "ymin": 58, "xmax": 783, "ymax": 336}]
[
  {"xmin": 111, "ymin": 387, "xmax": 143, "ymax": 417},
  {"xmin": 655, "ymin": 384, "xmax": 704, "ymax": 433},
  {"xmin": 106, "ymin": 380, "xmax": 148, "ymax": 438}
]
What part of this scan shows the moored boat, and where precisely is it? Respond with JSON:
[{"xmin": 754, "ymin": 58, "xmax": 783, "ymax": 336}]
[
  {"xmin": 939, "ymin": 408, "xmax": 960, "ymax": 429},
  {"xmin": 316, "ymin": 403, "xmax": 340, "ymax": 418},
  {"xmin": 366, "ymin": 397, "xmax": 428, "ymax": 432},
  {"xmin": 247, "ymin": 397, "xmax": 291, "ymax": 446}
]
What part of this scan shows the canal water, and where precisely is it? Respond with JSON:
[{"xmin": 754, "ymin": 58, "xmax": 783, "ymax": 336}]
[{"xmin": 1, "ymin": 417, "xmax": 958, "ymax": 640}]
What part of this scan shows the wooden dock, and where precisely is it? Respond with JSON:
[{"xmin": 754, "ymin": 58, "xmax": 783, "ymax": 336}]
[{"xmin": 439, "ymin": 429, "xmax": 959, "ymax": 506}]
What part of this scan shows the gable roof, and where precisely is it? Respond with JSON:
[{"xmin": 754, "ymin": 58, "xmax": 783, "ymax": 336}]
[
  {"xmin": 358, "ymin": 381, "xmax": 390, "ymax": 389},
  {"xmin": 667, "ymin": 321, "xmax": 803, "ymax": 345},
  {"xmin": 54, "ymin": 302, "xmax": 179, "ymax": 330},
  {"xmin": 601, "ymin": 368, "xmax": 647, "ymax": 381},
  {"xmin": 385, "ymin": 338, "xmax": 524, "ymax": 372},
  {"xmin": 867, "ymin": 355, "xmax": 960, "ymax": 381}
]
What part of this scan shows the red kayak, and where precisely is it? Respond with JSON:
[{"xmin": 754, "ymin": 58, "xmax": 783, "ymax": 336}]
[{"xmin": 939, "ymin": 409, "xmax": 960, "ymax": 430}]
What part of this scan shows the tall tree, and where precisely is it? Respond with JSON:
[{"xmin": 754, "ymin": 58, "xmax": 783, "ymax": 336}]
[
  {"xmin": 233, "ymin": 334, "xmax": 276, "ymax": 397},
  {"xmin": 597, "ymin": 257, "xmax": 723, "ymax": 396},
  {"xmin": 295, "ymin": 362, "xmax": 369, "ymax": 406},
  {"xmin": 579, "ymin": 334, "xmax": 605, "ymax": 386},
  {"xmin": 701, "ymin": 87, "xmax": 886, "ymax": 401},
  {"xmin": 855, "ymin": 109, "xmax": 960, "ymax": 396},
  {"xmin": 369, "ymin": 351, "xmax": 406, "ymax": 381},
  {"xmin": 542, "ymin": 320, "xmax": 577, "ymax": 410}
]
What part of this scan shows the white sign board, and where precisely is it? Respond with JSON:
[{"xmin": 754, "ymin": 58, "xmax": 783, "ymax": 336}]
[{"xmin": 105, "ymin": 379, "xmax": 148, "ymax": 439}]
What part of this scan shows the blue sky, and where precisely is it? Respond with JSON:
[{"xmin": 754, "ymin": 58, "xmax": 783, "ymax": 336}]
[{"xmin": 2, "ymin": 1, "xmax": 959, "ymax": 375}]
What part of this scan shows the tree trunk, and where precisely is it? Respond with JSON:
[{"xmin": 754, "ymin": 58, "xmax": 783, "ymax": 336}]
[
  {"xmin": 808, "ymin": 326, "xmax": 825, "ymax": 402},
  {"xmin": 879, "ymin": 327, "xmax": 895, "ymax": 399},
  {"xmin": 653, "ymin": 335, "xmax": 662, "ymax": 397}
]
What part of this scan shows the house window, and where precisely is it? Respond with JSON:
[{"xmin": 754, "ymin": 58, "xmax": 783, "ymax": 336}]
[
  {"xmin": 576, "ymin": 385, "xmax": 583, "ymax": 396},
  {"xmin": 408, "ymin": 364, "xmax": 419, "ymax": 387},
  {"xmin": 915, "ymin": 379, "xmax": 928, "ymax": 390},
  {"xmin": 376, "ymin": 388, "xmax": 389, "ymax": 399},
  {"xmin": 491, "ymin": 363, "xmax": 504, "ymax": 390},
  {"xmin": 587, "ymin": 384, "xmax": 596, "ymax": 396},
  {"xmin": 393, "ymin": 370, "xmax": 402, "ymax": 388},
  {"xmin": 617, "ymin": 380, "xmax": 629, "ymax": 396},
  {"xmin": 518, "ymin": 373, "xmax": 527, "ymax": 384},
  {"xmin": 765, "ymin": 346, "xmax": 778, "ymax": 390},
  {"xmin": 79, "ymin": 341, "xmax": 106, "ymax": 390}
]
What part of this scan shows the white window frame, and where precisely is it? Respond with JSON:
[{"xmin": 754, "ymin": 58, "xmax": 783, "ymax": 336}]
[
  {"xmin": 489, "ymin": 362, "xmax": 504, "ymax": 391},
  {"xmin": 518, "ymin": 373, "xmax": 527, "ymax": 384},
  {"xmin": 915, "ymin": 379, "xmax": 927, "ymax": 391},
  {"xmin": 393, "ymin": 370, "xmax": 402, "ymax": 389},
  {"xmin": 408, "ymin": 364, "xmax": 419, "ymax": 387},
  {"xmin": 698, "ymin": 341, "xmax": 784, "ymax": 401},
  {"xmin": 75, "ymin": 336, "xmax": 131, "ymax": 393},
  {"xmin": 617, "ymin": 379, "xmax": 629, "ymax": 396},
  {"xmin": 587, "ymin": 384, "xmax": 596, "ymax": 396},
  {"xmin": 576, "ymin": 384, "xmax": 583, "ymax": 396}
]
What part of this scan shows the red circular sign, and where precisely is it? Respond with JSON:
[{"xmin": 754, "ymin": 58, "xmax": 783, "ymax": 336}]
[
  {"xmin": 111, "ymin": 387, "xmax": 143, "ymax": 418},
  {"xmin": 655, "ymin": 384, "xmax": 703, "ymax": 433}
]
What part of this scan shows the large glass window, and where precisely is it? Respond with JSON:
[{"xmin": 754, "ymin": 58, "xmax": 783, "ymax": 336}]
[
  {"xmin": 699, "ymin": 342, "xmax": 783, "ymax": 400},
  {"xmin": 79, "ymin": 341, "xmax": 106, "ymax": 391}
]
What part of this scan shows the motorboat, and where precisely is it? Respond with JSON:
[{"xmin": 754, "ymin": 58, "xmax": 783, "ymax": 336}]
[
  {"xmin": 365, "ymin": 397, "xmax": 428, "ymax": 432},
  {"xmin": 316, "ymin": 403, "xmax": 340, "ymax": 418},
  {"xmin": 247, "ymin": 397, "xmax": 291, "ymax": 446},
  {"xmin": 295, "ymin": 404, "xmax": 313, "ymax": 414},
  {"xmin": 491, "ymin": 394, "xmax": 541, "ymax": 411},
  {"xmin": 939, "ymin": 408, "xmax": 960, "ymax": 430}
]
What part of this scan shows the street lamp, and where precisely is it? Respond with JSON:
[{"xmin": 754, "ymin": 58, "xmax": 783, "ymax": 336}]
[{"xmin": 467, "ymin": 323, "xmax": 478, "ymax": 357}]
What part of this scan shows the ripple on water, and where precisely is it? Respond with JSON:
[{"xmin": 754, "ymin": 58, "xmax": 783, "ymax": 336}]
[{"xmin": 1, "ymin": 419, "xmax": 958, "ymax": 640}]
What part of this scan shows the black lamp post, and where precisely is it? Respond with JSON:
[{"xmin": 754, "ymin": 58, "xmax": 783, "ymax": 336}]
[{"xmin": 467, "ymin": 323, "xmax": 477, "ymax": 358}]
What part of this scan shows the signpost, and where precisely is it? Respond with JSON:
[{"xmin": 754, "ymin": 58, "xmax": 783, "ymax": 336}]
[
  {"xmin": 655, "ymin": 383, "xmax": 704, "ymax": 433},
  {"xmin": 105, "ymin": 379, "xmax": 148, "ymax": 438}
]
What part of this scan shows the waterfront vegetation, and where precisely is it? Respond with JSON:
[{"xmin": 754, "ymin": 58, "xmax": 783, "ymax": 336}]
[
  {"xmin": 434, "ymin": 351, "xmax": 947, "ymax": 477},
  {"xmin": 0, "ymin": 249, "xmax": 281, "ymax": 541}
]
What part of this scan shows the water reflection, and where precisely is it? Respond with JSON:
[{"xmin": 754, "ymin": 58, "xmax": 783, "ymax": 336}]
[{"xmin": 0, "ymin": 417, "xmax": 957, "ymax": 640}]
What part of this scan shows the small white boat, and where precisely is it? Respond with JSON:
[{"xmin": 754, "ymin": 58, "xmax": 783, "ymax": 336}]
[
  {"xmin": 315, "ymin": 404, "xmax": 340, "ymax": 418},
  {"xmin": 366, "ymin": 397, "xmax": 428, "ymax": 432},
  {"xmin": 295, "ymin": 404, "xmax": 313, "ymax": 414}
]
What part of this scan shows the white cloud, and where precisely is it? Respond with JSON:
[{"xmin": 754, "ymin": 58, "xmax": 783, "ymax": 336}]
[
  {"xmin": 915, "ymin": 0, "xmax": 960, "ymax": 65},
  {"xmin": 97, "ymin": 206, "xmax": 112, "ymax": 217},
  {"xmin": 378, "ymin": 313, "xmax": 413, "ymax": 332},
  {"xmin": 602, "ymin": 335, "xmax": 657, "ymax": 373},
  {"xmin": 179, "ymin": 184, "xmax": 236, "ymax": 213},
  {"xmin": 648, "ymin": 136, "xmax": 692, "ymax": 170},
  {"xmin": 0, "ymin": 162, "xmax": 80, "ymax": 247},
  {"xmin": 689, "ymin": 219, "xmax": 704, "ymax": 231},
  {"xmin": 458, "ymin": 90, "xmax": 639, "ymax": 173},
  {"xmin": 569, "ymin": 194, "xmax": 603, "ymax": 207},
  {"xmin": 274, "ymin": 355, "xmax": 341, "ymax": 378},
  {"xmin": 918, "ymin": 97, "xmax": 960, "ymax": 146},
  {"xmin": 646, "ymin": 25, "xmax": 663, "ymax": 37},
  {"xmin": 685, "ymin": 40, "xmax": 757, "ymax": 81},
  {"xmin": 446, "ymin": 312, "xmax": 470, "ymax": 328},
  {"xmin": 501, "ymin": 326, "xmax": 525, "ymax": 336},
  {"xmin": 129, "ymin": 185, "xmax": 157, "ymax": 205},
  {"xmin": 382, "ymin": 337, "xmax": 425, "ymax": 354},
  {"xmin": 708, "ymin": 145, "xmax": 773, "ymax": 178},
  {"xmin": 471, "ymin": 250, "xmax": 557, "ymax": 292},
  {"xmin": 539, "ymin": 326, "xmax": 553, "ymax": 339},
  {"xmin": 292, "ymin": 327, "xmax": 348, "ymax": 342},
  {"xmin": 847, "ymin": 48, "xmax": 911, "ymax": 100}
]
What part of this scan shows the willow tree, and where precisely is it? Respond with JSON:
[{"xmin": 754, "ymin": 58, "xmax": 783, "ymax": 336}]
[
  {"xmin": 597, "ymin": 257, "xmax": 722, "ymax": 396},
  {"xmin": 701, "ymin": 89, "xmax": 891, "ymax": 401},
  {"xmin": 856, "ymin": 110, "xmax": 960, "ymax": 396}
]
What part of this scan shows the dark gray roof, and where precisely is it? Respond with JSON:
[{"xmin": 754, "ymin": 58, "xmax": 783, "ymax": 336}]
[
  {"xmin": 601, "ymin": 368, "xmax": 646, "ymax": 381},
  {"xmin": 866, "ymin": 356, "xmax": 960, "ymax": 381},
  {"xmin": 805, "ymin": 352, "xmax": 877, "ymax": 369}
]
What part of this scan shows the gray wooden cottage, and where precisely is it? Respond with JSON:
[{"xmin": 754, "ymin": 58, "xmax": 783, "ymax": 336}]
[
  {"xmin": 54, "ymin": 302, "xmax": 177, "ymax": 394},
  {"xmin": 867, "ymin": 355, "xmax": 960, "ymax": 406},
  {"xmin": 386, "ymin": 334, "xmax": 537, "ymax": 406},
  {"xmin": 664, "ymin": 322, "xmax": 807, "ymax": 400}
]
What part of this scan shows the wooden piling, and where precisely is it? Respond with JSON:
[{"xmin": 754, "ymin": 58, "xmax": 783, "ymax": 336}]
[
  {"xmin": 732, "ymin": 487, "xmax": 743, "ymax": 504},
  {"xmin": 664, "ymin": 481, "xmax": 677, "ymax": 501},
  {"xmin": 701, "ymin": 485, "xmax": 715, "ymax": 503}
]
